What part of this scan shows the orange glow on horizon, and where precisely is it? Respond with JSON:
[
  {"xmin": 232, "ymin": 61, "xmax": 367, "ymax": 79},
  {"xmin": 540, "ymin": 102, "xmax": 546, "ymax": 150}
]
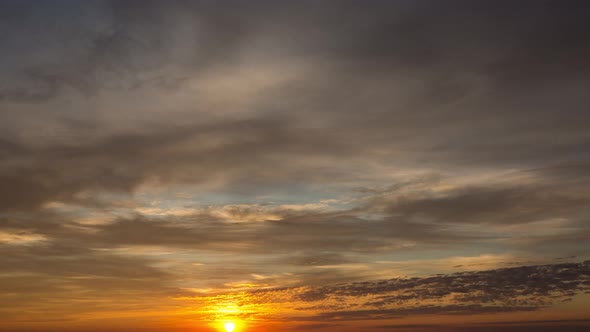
[
  {"xmin": 210, "ymin": 302, "xmax": 246, "ymax": 332},
  {"xmin": 215, "ymin": 319, "xmax": 243, "ymax": 332}
]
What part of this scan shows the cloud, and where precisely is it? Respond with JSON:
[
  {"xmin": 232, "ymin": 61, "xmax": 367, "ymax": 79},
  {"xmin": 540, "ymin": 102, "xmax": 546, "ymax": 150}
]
[
  {"xmin": 1, "ymin": 0, "xmax": 590, "ymax": 219},
  {"xmin": 200, "ymin": 262, "xmax": 590, "ymax": 321},
  {"xmin": 0, "ymin": 240, "xmax": 188, "ymax": 323},
  {"xmin": 1, "ymin": 1, "xmax": 590, "ymax": 329}
]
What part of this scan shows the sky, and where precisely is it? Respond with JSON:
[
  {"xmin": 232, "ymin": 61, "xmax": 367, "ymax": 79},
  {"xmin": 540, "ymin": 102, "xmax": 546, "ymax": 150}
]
[{"xmin": 0, "ymin": 0, "xmax": 590, "ymax": 331}]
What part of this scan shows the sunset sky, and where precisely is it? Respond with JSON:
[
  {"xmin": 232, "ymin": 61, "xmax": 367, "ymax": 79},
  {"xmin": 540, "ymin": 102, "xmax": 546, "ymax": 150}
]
[{"xmin": 1, "ymin": 1, "xmax": 590, "ymax": 331}]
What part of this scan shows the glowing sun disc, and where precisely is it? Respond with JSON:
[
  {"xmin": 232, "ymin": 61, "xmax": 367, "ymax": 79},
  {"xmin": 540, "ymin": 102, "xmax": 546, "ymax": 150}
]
[{"xmin": 224, "ymin": 322, "xmax": 236, "ymax": 332}]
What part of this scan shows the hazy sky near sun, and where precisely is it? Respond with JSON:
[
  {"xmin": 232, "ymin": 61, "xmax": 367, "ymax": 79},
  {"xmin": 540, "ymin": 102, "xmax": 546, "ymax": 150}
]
[{"xmin": 1, "ymin": 1, "xmax": 590, "ymax": 332}]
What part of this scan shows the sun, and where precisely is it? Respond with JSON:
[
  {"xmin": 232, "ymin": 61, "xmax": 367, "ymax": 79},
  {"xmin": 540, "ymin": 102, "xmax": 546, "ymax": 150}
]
[{"xmin": 224, "ymin": 321, "xmax": 236, "ymax": 332}]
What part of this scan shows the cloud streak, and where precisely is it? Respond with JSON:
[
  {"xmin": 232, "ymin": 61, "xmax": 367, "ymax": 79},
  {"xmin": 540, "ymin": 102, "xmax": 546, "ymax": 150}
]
[{"xmin": 191, "ymin": 262, "xmax": 590, "ymax": 321}]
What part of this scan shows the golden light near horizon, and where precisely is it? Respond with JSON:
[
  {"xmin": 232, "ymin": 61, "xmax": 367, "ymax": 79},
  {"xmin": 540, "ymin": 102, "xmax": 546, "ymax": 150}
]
[
  {"xmin": 212, "ymin": 318, "xmax": 242, "ymax": 332},
  {"xmin": 224, "ymin": 321, "xmax": 236, "ymax": 332},
  {"xmin": 207, "ymin": 298, "xmax": 254, "ymax": 332}
]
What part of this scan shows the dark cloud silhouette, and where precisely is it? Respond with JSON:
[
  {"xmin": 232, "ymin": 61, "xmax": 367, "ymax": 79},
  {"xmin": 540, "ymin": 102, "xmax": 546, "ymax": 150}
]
[{"xmin": 232, "ymin": 262, "xmax": 590, "ymax": 321}]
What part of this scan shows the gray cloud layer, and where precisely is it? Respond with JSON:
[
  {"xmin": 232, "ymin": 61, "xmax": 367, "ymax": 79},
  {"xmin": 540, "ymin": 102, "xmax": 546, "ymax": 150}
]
[
  {"xmin": 1, "ymin": 0, "xmax": 590, "ymax": 330},
  {"xmin": 2, "ymin": 0, "xmax": 590, "ymax": 206}
]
